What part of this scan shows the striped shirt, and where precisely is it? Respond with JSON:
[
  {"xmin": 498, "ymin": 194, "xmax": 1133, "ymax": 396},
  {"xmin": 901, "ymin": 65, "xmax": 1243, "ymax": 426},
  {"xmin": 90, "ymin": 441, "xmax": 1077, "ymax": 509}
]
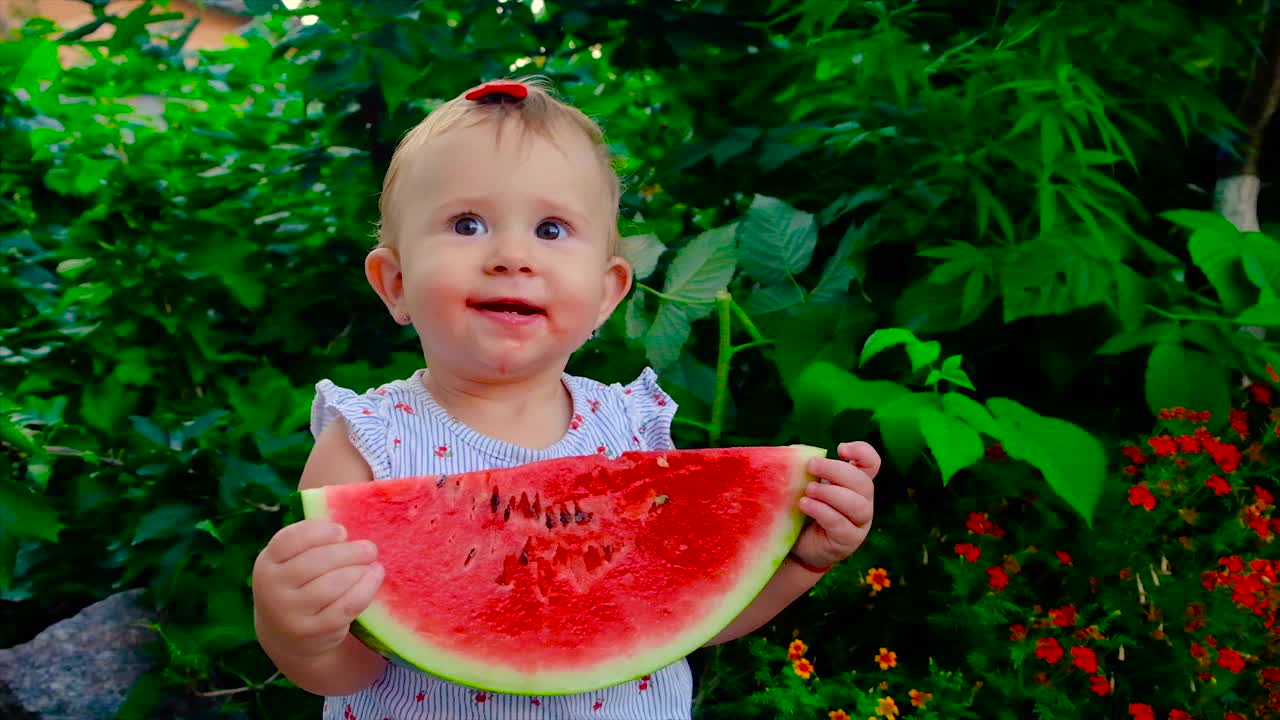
[{"xmin": 310, "ymin": 367, "xmax": 693, "ymax": 720}]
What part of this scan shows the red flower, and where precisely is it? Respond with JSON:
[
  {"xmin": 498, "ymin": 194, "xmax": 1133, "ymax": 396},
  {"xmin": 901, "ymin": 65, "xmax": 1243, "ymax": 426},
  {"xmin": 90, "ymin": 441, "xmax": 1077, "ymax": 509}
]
[
  {"xmin": 1204, "ymin": 437, "xmax": 1242, "ymax": 473},
  {"xmin": 1009, "ymin": 624, "xmax": 1027, "ymax": 641},
  {"xmin": 1268, "ymin": 364, "xmax": 1279, "ymax": 383},
  {"xmin": 1149, "ymin": 436, "xmax": 1178, "ymax": 456},
  {"xmin": 1250, "ymin": 383, "xmax": 1273, "ymax": 405},
  {"xmin": 987, "ymin": 566, "xmax": 1009, "ymax": 590},
  {"xmin": 1263, "ymin": 667, "xmax": 1280, "ymax": 684},
  {"xmin": 1122, "ymin": 445, "xmax": 1148, "ymax": 464},
  {"xmin": 985, "ymin": 443, "xmax": 1009, "ymax": 461},
  {"xmin": 1225, "ymin": 713, "xmax": 1245, "ymax": 720},
  {"xmin": 1034, "ymin": 637, "xmax": 1063, "ymax": 664},
  {"xmin": 1221, "ymin": 556, "xmax": 1246, "ymax": 574},
  {"xmin": 1130, "ymin": 703, "xmax": 1154, "ymax": 719},
  {"xmin": 1055, "ymin": 550, "xmax": 1073, "ymax": 566},
  {"xmin": 1169, "ymin": 711, "xmax": 1191, "ymax": 720},
  {"xmin": 954, "ymin": 543, "xmax": 982, "ymax": 562},
  {"xmin": 1231, "ymin": 408, "xmax": 1250, "ymax": 438},
  {"xmin": 966, "ymin": 512, "xmax": 1004, "ymax": 536},
  {"xmin": 1175, "ymin": 434, "xmax": 1201, "ymax": 453},
  {"xmin": 1050, "ymin": 605, "xmax": 1078, "ymax": 628},
  {"xmin": 1129, "ymin": 485, "xmax": 1157, "ymax": 511},
  {"xmin": 1088, "ymin": 673, "xmax": 1110, "ymax": 696},
  {"xmin": 1190, "ymin": 642, "xmax": 1208, "ymax": 660},
  {"xmin": 1207, "ymin": 474, "xmax": 1231, "ymax": 496},
  {"xmin": 1218, "ymin": 647, "xmax": 1246, "ymax": 673},
  {"xmin": 1071, "ymin": 645, "xmax": 1098, "ymax": 673},
  {"xmin": 1256, "ymin": 485, "xmax": 1274, "ymax": 508}
]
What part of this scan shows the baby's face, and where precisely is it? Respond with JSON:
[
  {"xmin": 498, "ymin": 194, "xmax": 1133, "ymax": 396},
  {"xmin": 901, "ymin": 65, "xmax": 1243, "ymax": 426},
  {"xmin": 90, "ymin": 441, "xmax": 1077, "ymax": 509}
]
[{"xmin": 384, "ymin": 118, "xmax": 630, "ymax": 380}]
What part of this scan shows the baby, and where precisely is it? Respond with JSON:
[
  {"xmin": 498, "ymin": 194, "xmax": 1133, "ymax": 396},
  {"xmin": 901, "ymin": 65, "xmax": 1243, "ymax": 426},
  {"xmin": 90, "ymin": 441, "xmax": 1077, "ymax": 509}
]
[{"xmin": 251, "ymin": 76, "xmax": 880, "ymax": 719}]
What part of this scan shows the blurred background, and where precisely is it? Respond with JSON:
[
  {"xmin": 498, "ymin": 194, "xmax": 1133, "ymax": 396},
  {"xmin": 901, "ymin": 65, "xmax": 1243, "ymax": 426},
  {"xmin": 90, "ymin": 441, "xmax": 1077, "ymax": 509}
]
[{"xmin": 1, "ymin": 1, "xmax": 1278, "ymax": 718}]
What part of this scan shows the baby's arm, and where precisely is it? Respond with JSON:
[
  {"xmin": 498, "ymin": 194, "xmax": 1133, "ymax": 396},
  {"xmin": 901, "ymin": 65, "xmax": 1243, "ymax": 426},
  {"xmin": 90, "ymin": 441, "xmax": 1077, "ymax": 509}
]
[
  {"xmin": 252, "ymin": 421, "xmax": 389, "ymax": 696},
  {"xmin": 701, "ymin": 560, "xmax": 823, "ymax": 646}
]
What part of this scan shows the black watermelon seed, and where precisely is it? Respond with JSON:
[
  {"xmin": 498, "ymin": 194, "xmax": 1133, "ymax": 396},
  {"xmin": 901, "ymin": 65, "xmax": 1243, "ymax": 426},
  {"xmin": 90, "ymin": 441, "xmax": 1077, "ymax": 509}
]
[
  {"xmin": 559, "ymin": 507, "xmax": 571, "ymax": 526},
  {"xmin": 503, "ymin": 507, "xmax": 511, "ymax": 522},
  {"xmin": 465, "ymin": 548, "xmax": 476, "ymax": 566},
  {"xmin": 545, "ymin": 512, "xmax": 554, "ymax": 530},
  {"xmin": 490, "ymin": 486, "xmax": 500, "ymax": 513},
  {"xmin": 436, "ymin": 474, "xmax": 448, "ymax": 488}
]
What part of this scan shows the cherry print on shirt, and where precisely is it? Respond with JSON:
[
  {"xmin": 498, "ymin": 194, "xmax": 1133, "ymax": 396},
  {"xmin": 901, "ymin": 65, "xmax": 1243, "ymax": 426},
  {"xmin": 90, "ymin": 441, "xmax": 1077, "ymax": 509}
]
[
  {"xmin": 435, "ymin": 445, "xmax": 452, "ymax": 458},
  {"xmin": 415, "ymin": 692, "xmax": 425, "ymax": 703},
  {"xmin": 632, "ymin": 435, "xmax": 641, "ymax": 446},
  {"xmin": 474, "ymin": 692, "xmax": 488, "ymax": 703},
  {"xmin": 394, "ymin": 402, "xmax": 414, "ymax": 414},
  {"xmin": 344, "ymin": 705, "xmax": 355, "ymax": 720},
  {"xmin": 593, "ymin": 699, "xmax": 604, "ymax": 711},
  {"xmin": 589, "ymin": 399, "xmax": 601, "ymax": 413},
  {"xmin": 654, "ymin": 393, "xmax": 667, "ymax": 407},
  {"xmin": 623, "ymin": 388, "xmax": 632, "ymax": 395},
  {"xmin": 570, "ymin": 412, "xmax": 584, "ymax": 430},
  {"xmin": 638, "ymin": 674, "xmax": 651, "ymax": 691},
  {"xmin": 362, "ymin": 408, "xmax": 372, "ymax": 415},
  {"xmin": 530, "ymin": 698, "xmax": 542, "ymax": 706},
  {"xmin": 393, "ymin": 438, "xmax": 402, "ymax": 448},
  {"xmin": 376, "ymin": 388, "xmax": 388, "ymax": 396}
]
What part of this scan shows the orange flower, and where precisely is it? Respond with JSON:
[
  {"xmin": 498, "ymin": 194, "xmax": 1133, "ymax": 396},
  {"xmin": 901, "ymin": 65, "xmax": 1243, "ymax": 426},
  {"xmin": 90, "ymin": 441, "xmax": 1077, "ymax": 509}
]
[
  {"xmin": 866, "ymin": 567, "xmax": 891, "ymax": 593},
  {"xmin": 875, "ymin": 648, "xmax": 898, "ymax": 670},
  {"xmin": 828, "ymin": 711, "xmax": 851, "ymax": 720},
  {"xmin": 908, "ymin": 689, "xmax": 932, "ymax": 708},
  {"xmin": 1268, "ymin": 364, "xmax": 1279, "ymax": 383},
  {"xmin": 876, "ymin": 696, "xmax": 899, "ymax": 718},
  {"xmin": 788, "ymin": 639, "xmax": 807, "ymax": 660},
  {"xmin": 792, "ymin": 657, "xmax": 814, "ymax": 679}
]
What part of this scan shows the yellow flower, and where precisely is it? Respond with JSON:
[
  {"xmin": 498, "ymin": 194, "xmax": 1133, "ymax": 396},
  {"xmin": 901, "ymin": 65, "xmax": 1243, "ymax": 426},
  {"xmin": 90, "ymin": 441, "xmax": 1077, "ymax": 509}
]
[
  {"xmin": 792, "ymin": 657, "xmax": 814, "ymax": 679},
  {"xmin": 909, "ymin": 689, "xmax": 933, "ymax": 708},
  {"xmin": 828, "ymin": 710, "xmax": 851, "ymax": 720},
  {"xmin": 788, "ymin": 639, "xmax": 808, "ymax": 660},
  {"xmin": 875, "ymin": 647, "xmax": 898, "ymax": 670},
  {"xmin": 876, "ymin": 696, "xmax": 899, "ymax": 718},
  {"xmin": 866, "ymin": 567, "xmax": 891, "ymax": 593}
]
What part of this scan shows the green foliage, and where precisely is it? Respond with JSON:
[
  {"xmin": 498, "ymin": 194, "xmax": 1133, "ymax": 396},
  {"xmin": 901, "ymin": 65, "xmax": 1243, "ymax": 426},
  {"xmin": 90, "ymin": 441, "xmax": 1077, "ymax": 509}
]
[{"xmin": 1, "ymin": 0, "xmax": 1278, "ymax": 717}]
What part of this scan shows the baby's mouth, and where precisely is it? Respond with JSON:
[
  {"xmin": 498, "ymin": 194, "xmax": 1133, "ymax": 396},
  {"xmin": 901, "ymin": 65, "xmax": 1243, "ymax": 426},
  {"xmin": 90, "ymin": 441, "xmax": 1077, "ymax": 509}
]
[{"xmin": 467, "ymin": 298, "xmax": 547, "ymax": 317}]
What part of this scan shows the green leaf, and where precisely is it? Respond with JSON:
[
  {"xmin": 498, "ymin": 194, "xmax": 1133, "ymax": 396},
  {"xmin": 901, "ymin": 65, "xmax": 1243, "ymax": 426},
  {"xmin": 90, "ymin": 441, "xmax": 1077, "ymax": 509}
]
[
  {"xmin": 985, "ymin": 398, "xmax": 1106, "ymax": 525},
  {"xmin": 663, "ymin": 224, "xmax": 737, "ymax": 303},
  {"xmin": 743, "ymin": 283, "xmax": 806, "ymax": 315},
  {"xmin": 860, "ymin": 328, "xmax": 940, "ymax": 371},
  {"xmin": 1235, "ymin": 301, "xmax": 1280, "ymax": 328},
  {"xmin": 0, "ymin": 478, "xmax": 62, "ymax": 541},
  {"xmin": 736, "ymin": 195, "xmax": 818, "ymax": 285},
  {"xmin": 643, "ymin": 301, "xmax": 694, "ymax": 370},
  {"xmin": 1240, "ymin": 231, "xmax": 1280, "ymax": 297},
  {"xmin": 872, "ymin": 392, "xmax": 937, "ymax": 472},
  {"xmin": 1144, "ymin": 343, "xmax": 1230, "ymax": 425},
  {"xmin": 810, "ymin": 220, "xmax": 868, "ymax": 304},
  {"xmin": 1097, "ymin": 321, "xmax": 1180, "ymax": 355},
  {"xmin": 619, "ymin": 234, "xmax": 667, "ymax": 280},
  {"xmin": 786, "ymin": 361, "xmax": 910, "ymax": 426},
  {"xmin": 624, "ymin": 291, "xmax": 648, "ymax": 340},
  {"xmin": 133, "ymin": 503, "xmax": 202, "ymax": 545},
  {"xmin": 919, "ymin": 408, "xmax": 984, "ymax": 484},
  {"xmin": 1164, "ymin": 210, "xmax": 1257, "ymax": 314},
  {"xmin": 941, "ymin": 392, "xmax": 1001, "ymax": 438}
]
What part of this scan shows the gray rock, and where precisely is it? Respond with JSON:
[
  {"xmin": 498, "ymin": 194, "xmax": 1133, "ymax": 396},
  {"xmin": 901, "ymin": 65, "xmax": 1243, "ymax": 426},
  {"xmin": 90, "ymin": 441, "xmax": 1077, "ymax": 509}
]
[{"xmin": 0, "ymin": 589, "xmax": 242, "ymax": 720}]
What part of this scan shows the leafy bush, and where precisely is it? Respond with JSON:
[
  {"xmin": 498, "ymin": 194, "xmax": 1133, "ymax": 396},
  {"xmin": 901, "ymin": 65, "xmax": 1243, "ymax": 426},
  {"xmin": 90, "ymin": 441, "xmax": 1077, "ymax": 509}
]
[{"xmin": 1, "ymin": 1, "xmax": 1277, "ymax": 718}]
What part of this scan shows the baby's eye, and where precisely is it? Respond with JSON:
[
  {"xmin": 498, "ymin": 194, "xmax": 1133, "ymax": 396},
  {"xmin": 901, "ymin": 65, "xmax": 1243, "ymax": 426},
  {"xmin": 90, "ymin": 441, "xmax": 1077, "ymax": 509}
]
[
  {"xmin": 535, "ymin": 220, "xmax": 566, "ymax": 240},
  {"xmin": 453, "ymin": 216, "xmax": 487, "ymax": 236}
]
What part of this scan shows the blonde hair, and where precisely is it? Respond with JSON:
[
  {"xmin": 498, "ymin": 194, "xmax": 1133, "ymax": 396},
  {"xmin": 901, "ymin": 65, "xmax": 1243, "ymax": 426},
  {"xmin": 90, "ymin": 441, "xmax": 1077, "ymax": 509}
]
[{"xmin": 375, "ymin": 75, "xmax": 623, "ymax": 253}]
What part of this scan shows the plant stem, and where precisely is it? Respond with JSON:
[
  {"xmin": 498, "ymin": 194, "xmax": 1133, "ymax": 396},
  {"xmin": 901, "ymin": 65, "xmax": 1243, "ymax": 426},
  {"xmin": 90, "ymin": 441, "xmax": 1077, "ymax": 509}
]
[
  {"xmin": 728, "ymin": 300, "xmax": 766, "ymax": 343},
  {"xmin": 729, "ymin": 339, "xmax": 775, "ymax": 358},
  {"xmin": 1146, "ymin": 305, "xmax": 1240, "ymax": 325},
  {"xmin": 710, "ymin": 291, "xmax": 733, "ymax": 447}
]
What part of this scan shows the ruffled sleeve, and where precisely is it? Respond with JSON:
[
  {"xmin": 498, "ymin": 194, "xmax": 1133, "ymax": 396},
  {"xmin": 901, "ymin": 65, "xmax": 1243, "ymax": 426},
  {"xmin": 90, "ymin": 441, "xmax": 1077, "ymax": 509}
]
[
  {"xmin": 621, "ymin": 367, "xmax": 678, "ymax": 451},
  {"xmin": 310, "ymin": 380, "xmax": 395, "ymax": 481}
]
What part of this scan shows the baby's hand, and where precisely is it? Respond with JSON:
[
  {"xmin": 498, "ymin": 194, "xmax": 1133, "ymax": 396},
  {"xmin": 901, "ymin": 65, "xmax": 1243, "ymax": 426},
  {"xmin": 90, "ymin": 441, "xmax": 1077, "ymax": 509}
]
[
  {"xmin": 252, "ymin": 519, "xmax": 384, "ymax": 659},
  {"xmin": 792, "ymin": 441, "xmax": 880, "ymax": 571}
]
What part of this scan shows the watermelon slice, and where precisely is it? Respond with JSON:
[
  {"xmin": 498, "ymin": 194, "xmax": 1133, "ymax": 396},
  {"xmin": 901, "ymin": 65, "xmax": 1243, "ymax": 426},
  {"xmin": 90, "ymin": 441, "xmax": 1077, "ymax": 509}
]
[{"xmin": 300, "ymin": 444, "xmax": 824, "ymax": 695}]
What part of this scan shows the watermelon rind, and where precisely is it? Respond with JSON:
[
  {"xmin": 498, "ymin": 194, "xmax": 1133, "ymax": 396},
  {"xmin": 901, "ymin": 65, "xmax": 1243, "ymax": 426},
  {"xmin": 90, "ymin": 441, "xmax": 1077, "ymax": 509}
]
[{"xmin": 299, "ymin": 444, "xmax": 826, "ymax": 696}]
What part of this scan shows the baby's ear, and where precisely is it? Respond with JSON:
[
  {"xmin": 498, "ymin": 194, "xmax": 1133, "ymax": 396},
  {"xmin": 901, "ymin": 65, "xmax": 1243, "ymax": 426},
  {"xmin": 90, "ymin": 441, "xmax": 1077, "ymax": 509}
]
[
  {"xmin": 365, "ymin": 247, "xmax": 407, "ymax": 323},
  {"xmin": 596, "ymin": 254, "xmax": 634, "ymax": 327}
]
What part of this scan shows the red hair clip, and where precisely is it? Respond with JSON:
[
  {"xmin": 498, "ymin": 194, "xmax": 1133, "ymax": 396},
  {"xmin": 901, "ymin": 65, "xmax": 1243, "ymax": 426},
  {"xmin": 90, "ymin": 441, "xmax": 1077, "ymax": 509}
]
[{"xmin": 464, "ymin": 81, "xmax": 529, "ymax": 103}]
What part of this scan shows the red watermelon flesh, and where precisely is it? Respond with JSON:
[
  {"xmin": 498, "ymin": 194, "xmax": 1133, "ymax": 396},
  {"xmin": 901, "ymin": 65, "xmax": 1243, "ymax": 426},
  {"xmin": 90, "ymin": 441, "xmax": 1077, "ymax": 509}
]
[{"xmin": 300, "ymin": 444, "xmax": 824, "ymax": 695}]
